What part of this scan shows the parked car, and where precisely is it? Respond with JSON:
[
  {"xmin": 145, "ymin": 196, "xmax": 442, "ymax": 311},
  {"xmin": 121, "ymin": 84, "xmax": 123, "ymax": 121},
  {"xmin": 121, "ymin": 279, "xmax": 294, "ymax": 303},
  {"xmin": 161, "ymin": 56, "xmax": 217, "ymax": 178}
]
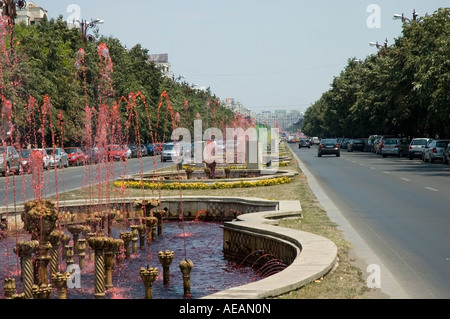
[
  {"xmin": 408, "ymin": 138, "xmax": 432, "ymax": 160},
  {"xmin": 443, "ymin": 142, "xmax": 450, "ymax": 164},
  {"xmin": 376, "ymin": 135, "xmax": 396, "ymax": 155},
  {"xmin": 161, "ymin": 142, "xmax": 183, "ymax": 162},
  {"xmin": 147, "ymin": 142, "xmax": 163, "ymax": 156},
  {"xmin": 128, "ymin": 144, "xmax": 139, "ymax": 158},
  {"xmin": 0, "ymin": 146, "xmax": 21, "ymax": 176},
  {"xmin": 380, "ymin": 138, "xmax": 410, "ymax": 158},
  {"xmin": 19, "ymin": 150, "xmax": 32, "ymax": 174},
  {"xmin": 372, "ymin": 137, "xmax": 382, "ymax": 153},
  {"xmin": 84, "ymin": 147, "xmax": 106, "ymax": 164},
  {"xmin": 347, "ymin": 139, "xmax": 366, "ymax": 152},
  {"xmin": 46, "ymin": 147, "xmax": 69, "ymax": 168},
  {"xmin": 140, "ymin": 144, "xmax": 148, "ymax": 157},
  {"xmin": 340, "ymin": 138, "xmax": 350, "ymax": 150},
  {"xmin": 365, "ymin": 135, "xmax": 380, "ymax": 152},
  {"xmin": 64, "ymin": 147, "xmax": 87, "ymax": 166},
  {"xmin": 298, "ymin": 138, "xmax": 311, "ymax": 149},
  {"xmin": 318, "ymin": 138, "xmax": 340, "ymax": 157},
  {"xmin": 422, "ymin": 139, "xmax": 450, "ymax": 163},
  {"xmin": 32, "ymin": 148, "xmax": 50, "ymax": 170},
  {"xmin": 106, "ymin": 144, "xmax": 131, "ymax": 161}
]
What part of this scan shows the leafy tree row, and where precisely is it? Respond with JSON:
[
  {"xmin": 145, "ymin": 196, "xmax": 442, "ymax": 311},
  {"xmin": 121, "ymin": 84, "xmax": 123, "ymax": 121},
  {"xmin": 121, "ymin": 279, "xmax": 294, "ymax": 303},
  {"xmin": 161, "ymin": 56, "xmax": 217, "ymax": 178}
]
[
  {"xmin": 302, "ymin": 8, "xmax": 450, "ymax": 140},
  {"xmin": 2, "ymin": 16, "xmax": 237, "ymax": 149}
]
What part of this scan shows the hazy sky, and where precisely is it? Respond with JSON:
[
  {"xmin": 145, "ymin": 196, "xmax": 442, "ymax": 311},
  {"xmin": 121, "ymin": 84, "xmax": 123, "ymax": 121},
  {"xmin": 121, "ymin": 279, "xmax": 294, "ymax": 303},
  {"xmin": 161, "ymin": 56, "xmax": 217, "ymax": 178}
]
[{"xmin": 35, "ymin": 0, "xmax": 449, "ymax": 114}]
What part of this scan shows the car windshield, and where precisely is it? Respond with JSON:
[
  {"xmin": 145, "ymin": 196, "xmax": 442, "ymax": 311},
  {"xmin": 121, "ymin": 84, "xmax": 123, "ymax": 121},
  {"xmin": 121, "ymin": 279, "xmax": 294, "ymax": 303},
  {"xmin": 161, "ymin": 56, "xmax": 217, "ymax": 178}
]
[
  {"xmin": 164, "ymin": 144, "xmax": 174, "ymax": 150},
  {"xmin": 21, "ymin": 150, "xmax": 31, "ymax": 158},
  {"xmin": 436, "ymin": 141, "xmax": 450, "ymax": 148},
  {"xmin": 65, "ymin": 148, "xmax": 78, "ymax": 154},
  {"xmin": 384, "ymin": 139, "xmax": 397, "ymax": 145},
  {"xmin": 46, "ymin": 148, "xmax": 60, "ymax": 155},
  {"xmin": 322, "ymin": 139, "xmax": 337, "ymax": 144}
]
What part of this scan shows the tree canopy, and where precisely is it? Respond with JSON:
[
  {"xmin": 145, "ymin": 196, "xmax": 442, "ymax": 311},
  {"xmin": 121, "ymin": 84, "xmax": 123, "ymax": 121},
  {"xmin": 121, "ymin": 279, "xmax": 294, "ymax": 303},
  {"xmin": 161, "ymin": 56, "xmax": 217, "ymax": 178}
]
[
  {"xmin": 1, "ymin": 15, "xmax": 238, "ymax": 149},
  {"xmin": 302, "ymin": 8, "xmax": 450, "ymax": 140}
]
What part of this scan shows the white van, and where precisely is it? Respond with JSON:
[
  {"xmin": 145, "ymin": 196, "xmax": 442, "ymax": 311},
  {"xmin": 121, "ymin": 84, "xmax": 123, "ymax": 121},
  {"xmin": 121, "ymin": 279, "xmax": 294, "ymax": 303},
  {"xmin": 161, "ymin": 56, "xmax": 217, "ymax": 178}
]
[{"xmin": 312, "ymin": 137, "xmax": 320, "ymax": 145}]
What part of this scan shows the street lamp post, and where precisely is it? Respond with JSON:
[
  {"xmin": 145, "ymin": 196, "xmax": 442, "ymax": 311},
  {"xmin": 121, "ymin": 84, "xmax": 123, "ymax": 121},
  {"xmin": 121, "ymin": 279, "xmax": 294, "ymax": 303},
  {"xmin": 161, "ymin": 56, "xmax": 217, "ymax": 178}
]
[
  {"xmin": 78, "ymin": 18, "xmax": 104, "ymax": 46},
  {"xmin": 369, "ymin": 38, "xmax": 388, "ymax": 50},
  {"xmin": 393, "ymin": 9, "xmax": 419, "ymax": 23}
]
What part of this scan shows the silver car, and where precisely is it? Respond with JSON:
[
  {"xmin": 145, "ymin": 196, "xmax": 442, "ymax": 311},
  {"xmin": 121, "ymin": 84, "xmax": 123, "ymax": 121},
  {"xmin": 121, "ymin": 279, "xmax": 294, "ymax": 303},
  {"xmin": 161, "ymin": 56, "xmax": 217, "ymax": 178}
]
[
  {"xmin": 0, "ymin": 146, "xmax": 21, "ymax": 176},
  {"xmin": 46, "ymin": 147, "xmax": 69, "ymax": 168},
  {"xmin": 408, "ymin": 138, "xmax": 432, "ymax": 160},
  {"xmin": 422, "ymin": 139, "xmax": 450, "ymax": 163}
]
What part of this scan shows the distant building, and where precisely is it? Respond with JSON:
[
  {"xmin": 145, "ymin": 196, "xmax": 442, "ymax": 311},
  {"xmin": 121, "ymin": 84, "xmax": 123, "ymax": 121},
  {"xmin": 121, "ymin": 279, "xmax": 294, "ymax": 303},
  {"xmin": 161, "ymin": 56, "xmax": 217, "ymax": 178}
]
[
  {"xmin": 148, "ymin": 53, "xmax": 171, "ymax": 78},
  {"xmin": 255, "ymin": 110, "xmax": 303, "ymax": 131},
  {"xmin": 13, "ymin": 1, "xmax": 47, "ymax": 26},
  {"xmin": 223, "ymin": 98, "xmax": 252, "ymax": 117}
]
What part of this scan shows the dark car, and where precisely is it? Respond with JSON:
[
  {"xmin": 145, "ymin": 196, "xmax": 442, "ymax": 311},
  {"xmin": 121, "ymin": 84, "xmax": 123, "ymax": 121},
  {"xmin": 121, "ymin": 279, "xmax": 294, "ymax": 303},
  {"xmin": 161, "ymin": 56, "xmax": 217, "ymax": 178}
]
[
  {"xmin": 146, "ymin": 142, "xmax": 163, "ymax": 156},
  {"xmin": 128, "ymin": 144, "xmax": 139, "ymax": 158},
  {"xmin": 380, "ymin": 138, "xmax": 410, "ymax": 158},
  {"xmin": 340, "ymin": 138, "xmax": 350, "ymax": 150},
  {"xmin": 347, "ymin": 139, "xmax": 366, "ymax": 152},
  {"xmin": 318, "ymin": 138, "xmax": 340, "ymax": 157},
  {"xmin": 298, "ymin": 138, "xmax": 311, "ymax": 149},
  {"xmin": 443, "ymin": 142, "xmax": 450, "ymax": 164}
]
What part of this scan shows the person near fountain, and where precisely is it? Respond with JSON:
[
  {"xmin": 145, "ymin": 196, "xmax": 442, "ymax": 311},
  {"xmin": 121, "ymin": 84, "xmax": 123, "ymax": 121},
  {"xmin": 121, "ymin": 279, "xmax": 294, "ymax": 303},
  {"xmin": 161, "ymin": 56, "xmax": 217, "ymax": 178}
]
[{"xmin": 203, "ymin": 135, "xmax": 217, "ymax": 178}]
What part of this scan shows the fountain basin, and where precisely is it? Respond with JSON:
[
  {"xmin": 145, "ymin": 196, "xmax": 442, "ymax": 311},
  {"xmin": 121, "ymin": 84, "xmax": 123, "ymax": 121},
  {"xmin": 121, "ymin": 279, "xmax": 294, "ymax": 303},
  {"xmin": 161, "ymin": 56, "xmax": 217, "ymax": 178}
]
[{"xmin": 0, "ymin": 196, "xmax": 337, "ymax": 299}]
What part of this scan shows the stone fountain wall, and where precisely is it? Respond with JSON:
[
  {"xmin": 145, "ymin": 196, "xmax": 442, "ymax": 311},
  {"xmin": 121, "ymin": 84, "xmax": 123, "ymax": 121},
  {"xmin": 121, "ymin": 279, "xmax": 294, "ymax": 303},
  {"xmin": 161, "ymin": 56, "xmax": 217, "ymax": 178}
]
[{"xmin": 0, "ymin": 196, "xmax": 280, "ymax": 230}]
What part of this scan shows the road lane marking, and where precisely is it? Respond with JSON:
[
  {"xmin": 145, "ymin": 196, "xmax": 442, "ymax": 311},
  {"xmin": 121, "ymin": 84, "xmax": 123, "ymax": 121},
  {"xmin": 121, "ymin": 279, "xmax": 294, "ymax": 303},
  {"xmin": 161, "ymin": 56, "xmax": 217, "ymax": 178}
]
[
  {"xmin": 424, "ymin": 187, "xmax": 439, "ymax": 192},
  {"xmin": 370, "ymin": 167, "xmax": 376, "ymax": 170},
  {"xmin": 400, "ymin": 178, "xmax": 411, "ymax": 182},
  {"xmin": 382, "ymin": 171, "xmax": 391, "ymax": 174}
]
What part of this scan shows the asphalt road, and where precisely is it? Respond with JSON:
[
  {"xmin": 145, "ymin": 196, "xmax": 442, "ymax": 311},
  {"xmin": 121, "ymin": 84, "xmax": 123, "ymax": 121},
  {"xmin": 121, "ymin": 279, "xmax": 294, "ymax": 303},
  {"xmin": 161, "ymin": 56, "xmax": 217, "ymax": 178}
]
[
  {"xmin": 290, "ymin": 143, "xmax": 450, "ymax": 299},
  {"xmin": 0, "ymin": 155, "xmax": 174, "ymax": 207}
]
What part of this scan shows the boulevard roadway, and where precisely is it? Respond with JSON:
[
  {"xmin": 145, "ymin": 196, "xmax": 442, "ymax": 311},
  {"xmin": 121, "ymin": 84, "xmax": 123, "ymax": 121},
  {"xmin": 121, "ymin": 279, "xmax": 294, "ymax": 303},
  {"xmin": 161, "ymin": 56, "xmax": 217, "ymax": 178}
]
[
  {"xmin": 290, "ymin": 143, "xmax": 450, "ymax": 299},
  {"xmin": 2, "ymin": 146, "xmax": 449, "ymax": 299},
  {"xmin": 0, "ymin": 155, "xmax": 175, "ymax": 207}
]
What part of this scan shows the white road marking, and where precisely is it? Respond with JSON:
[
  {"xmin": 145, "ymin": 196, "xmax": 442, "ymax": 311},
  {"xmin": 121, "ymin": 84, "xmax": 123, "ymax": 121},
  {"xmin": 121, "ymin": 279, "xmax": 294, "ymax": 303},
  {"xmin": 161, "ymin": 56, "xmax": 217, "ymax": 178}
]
[
  {"xmin": 425, "ymin": 187, "xmax": 439, "ymax": 192},
  {"xmin": 382, "ymin": 171, "xmax": 391, "ymax": 175},
  {"xmin": 401, "ymin": 178, "xmax": 411, "ymax": 182}
]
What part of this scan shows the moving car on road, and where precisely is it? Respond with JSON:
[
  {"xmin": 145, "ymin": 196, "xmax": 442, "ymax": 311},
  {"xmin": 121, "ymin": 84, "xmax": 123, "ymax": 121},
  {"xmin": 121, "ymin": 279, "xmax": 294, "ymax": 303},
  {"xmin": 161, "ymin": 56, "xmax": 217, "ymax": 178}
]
[
  {"xmin": 318, "ymin": 138, "xmax": 340, "ymax": 157},
  {"xmin": 298, "ymin": 138, "xmax": 311, "ymax": 149}
]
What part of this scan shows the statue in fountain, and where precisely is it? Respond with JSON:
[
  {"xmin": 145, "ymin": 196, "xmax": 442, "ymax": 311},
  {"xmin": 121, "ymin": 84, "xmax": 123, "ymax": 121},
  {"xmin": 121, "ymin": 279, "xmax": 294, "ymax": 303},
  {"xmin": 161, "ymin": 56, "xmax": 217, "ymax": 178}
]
[
  {"xmin": 179, "ymin": 259, "xmax": 194, "ymax": 297},
  {"xmin": 139, "ymin": 266, "xmax": 158, "ymax": 299},
  {"xmin": 21, "ymin": 200, "xmax": 59, "ymax": 244},
  {"xmin": 158, "ymin": 250, "xmax": 175, "ymax": 285}
]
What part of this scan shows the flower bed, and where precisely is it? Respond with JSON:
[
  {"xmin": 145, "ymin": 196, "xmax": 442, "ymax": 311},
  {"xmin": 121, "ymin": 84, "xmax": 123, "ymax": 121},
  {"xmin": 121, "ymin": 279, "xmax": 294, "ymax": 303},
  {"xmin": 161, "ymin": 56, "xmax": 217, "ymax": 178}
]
[{"xmin": 114, "ymin": 176, "xmax": 292, "ymax": 190}]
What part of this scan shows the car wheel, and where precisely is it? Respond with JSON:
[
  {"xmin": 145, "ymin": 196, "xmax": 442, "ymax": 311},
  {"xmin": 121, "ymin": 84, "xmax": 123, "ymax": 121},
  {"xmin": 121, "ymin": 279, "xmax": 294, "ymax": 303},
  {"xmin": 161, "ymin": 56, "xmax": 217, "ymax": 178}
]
[
  {"xmin": 336, "ymin": 153, "xmax": 340, "ymax": 157},
  {"xmin": 3, "ymin": 163, "xmax": 10, "ymax": 176},
  {"xmin": 382, "ymin": 154, "xmax": 387, "ymax": 158},
  {"xmin": 318, "ymin": 153, "xmax": 322, "ymax": 157}
]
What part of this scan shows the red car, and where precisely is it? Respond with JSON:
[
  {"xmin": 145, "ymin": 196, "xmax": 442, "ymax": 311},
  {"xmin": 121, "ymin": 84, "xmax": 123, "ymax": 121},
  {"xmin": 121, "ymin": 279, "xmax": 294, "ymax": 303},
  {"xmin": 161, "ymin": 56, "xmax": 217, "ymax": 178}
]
[
  {"xmin": 64, "ymin": 147, "xmax": 87, "ymax": 166},
  {"xmin": 106, "ymin": 144, "xmax": 131, "ymax": 161}
]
